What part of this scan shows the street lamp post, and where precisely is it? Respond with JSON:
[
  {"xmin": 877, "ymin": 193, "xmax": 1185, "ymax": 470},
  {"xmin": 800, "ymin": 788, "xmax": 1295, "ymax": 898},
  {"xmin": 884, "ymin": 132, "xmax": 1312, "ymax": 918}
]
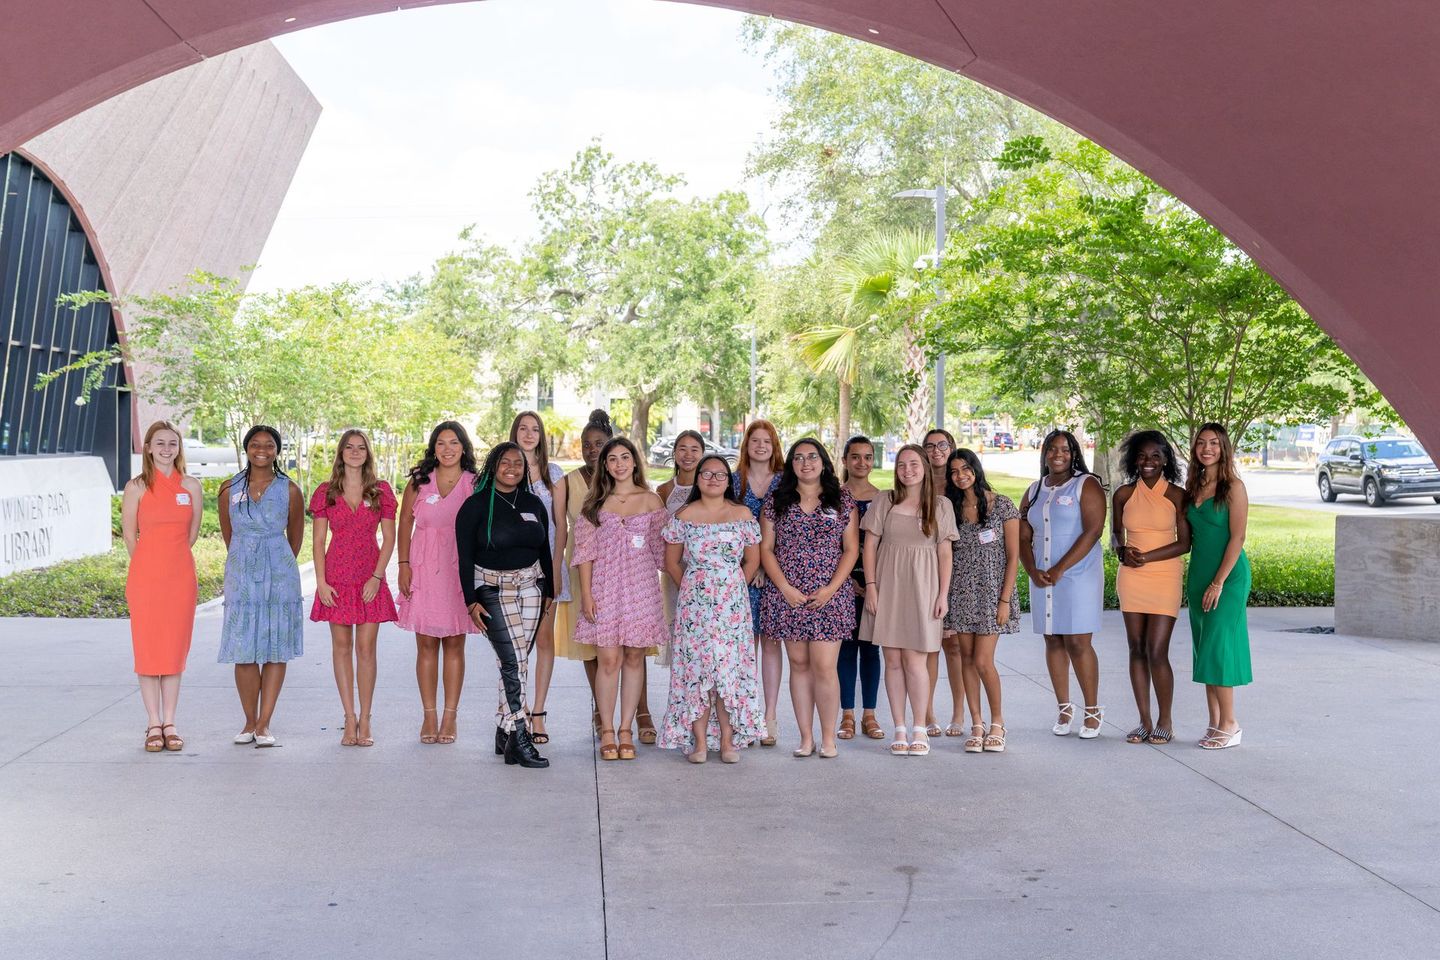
[{"xmin": 894, "ymin": 186, "xmax": 947, "ymax": 431}]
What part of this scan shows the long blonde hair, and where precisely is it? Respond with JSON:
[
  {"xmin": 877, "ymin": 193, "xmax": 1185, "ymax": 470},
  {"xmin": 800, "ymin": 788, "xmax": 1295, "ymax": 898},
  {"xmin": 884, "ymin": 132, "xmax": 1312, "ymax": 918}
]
[
  {"xmin": 139, "ymin": 420, "xmax": 186, "ymax": 490},
  {"xmin": 582, "ymin": 437, "xmax": 647, "ymax": 525},
  {"xmin": 890, "ymin": 443, "xmax": 938, "ymax": 538},
  {"xmin": 324, "ymin": 428, "xmax": 382, "ymax": 508},
  {"xmin": 509, "ymin": 410, "xmax": 550, "ymax": 485}
]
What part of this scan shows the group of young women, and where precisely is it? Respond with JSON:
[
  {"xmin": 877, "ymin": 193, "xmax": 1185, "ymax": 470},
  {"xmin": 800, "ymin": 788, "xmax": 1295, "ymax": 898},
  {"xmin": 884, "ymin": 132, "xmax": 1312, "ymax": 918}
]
[{"xmin": 120, "ymin": 410, "xmax": 1253, "ymax": 763}]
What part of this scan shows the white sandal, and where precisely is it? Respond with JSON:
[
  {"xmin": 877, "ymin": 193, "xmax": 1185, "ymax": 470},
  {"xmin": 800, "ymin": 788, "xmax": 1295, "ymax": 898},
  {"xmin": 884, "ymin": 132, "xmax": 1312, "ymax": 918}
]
[
  {"xmin": 1200, "ymin": 726, "xmax": 1243, "ymax": 750},
  {"xmin": 907, "ymin": 731, "xmax": 931, "ymax": 757},
  {"xmin": 1051, "ymin": 702, "xmax": 1076, "ymax": 736},
  {"xmin": 1078, "ymin": 704, "xmax": 1105, "ymax": 740},
  {"xmin": 889, "ymin": 726, "xmax": 909, "ymax": 756},
  {"xmin": 964, "ymin": 723, "xmax": 985, "ymax": 754}
]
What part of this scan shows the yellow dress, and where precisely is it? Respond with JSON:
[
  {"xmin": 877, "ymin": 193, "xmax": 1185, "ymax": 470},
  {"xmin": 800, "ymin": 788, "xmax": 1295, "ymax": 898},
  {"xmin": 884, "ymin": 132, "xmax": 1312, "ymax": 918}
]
[{"xmin": 552, "ymin": 469, "xmax": 597, "ymax": 661}]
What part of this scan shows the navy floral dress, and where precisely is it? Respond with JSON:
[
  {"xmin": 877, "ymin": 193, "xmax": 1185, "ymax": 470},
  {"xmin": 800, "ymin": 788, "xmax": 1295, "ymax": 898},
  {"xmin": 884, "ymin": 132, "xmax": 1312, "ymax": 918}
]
[
  {"xmin": 760, "ymin": 489, "xmax": 857, "ymax": 641},
  {"xmin": 732, "ymin": 473, "xmax": 780, "ymax": 633}
]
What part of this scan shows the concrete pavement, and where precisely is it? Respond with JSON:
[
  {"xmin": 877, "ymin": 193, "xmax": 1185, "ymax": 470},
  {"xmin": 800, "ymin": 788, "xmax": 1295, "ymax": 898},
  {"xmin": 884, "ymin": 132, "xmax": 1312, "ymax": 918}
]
[{"xmin": 3, "ymin": 606, "xmax": 1439, "ymax": 959}]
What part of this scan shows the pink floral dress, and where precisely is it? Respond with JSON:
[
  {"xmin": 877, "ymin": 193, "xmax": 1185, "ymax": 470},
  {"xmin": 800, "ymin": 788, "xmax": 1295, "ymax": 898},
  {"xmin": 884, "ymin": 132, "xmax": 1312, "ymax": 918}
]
[
  {"xmin": 572, "ymin": 508, "xmax": 669, "ymax": 648},
  {"xmin": 657, "ymin": 517, "xmax": 766, "ymax": 752},
  {"xmin": 308, "ymin": 481, "xmax": 398, "ymax": 626}
]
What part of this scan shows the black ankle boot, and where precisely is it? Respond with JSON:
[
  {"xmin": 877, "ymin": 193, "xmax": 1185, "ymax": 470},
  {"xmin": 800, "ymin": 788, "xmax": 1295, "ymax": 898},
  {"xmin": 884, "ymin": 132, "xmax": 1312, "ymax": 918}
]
[
  {"xmin": 505, "ymin": 721, "xmax": 550, "ymax": 768},
  {"xmin": 495, "ymin": 725, "xmax": 507, "ymax": 756}
]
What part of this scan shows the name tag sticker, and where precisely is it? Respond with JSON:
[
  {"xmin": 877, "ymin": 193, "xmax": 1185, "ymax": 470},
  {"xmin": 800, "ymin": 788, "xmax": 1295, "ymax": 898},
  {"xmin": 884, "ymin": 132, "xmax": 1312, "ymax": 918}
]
[
  {"xmin": 1058, "ymin": 495, "xmax": 1075, "ymax": 506},
  {"xmin": 176, "ymin": 493, "xmax": 191, "ymax": 506},
  {"xmin": 425, "ymin": 494, "xmax": 441, "ymax": 505},
  {"xmin": 978, "ymin": 528, "xmax": 997, "ymax": 544},
  {"xmin": 520, "ymin": 512, "xmax": 539, "ymax": 523},
  {"xmin": 631, "ymin": 535, "xmax": 646, "ymax": 550},
  {"xmin": 230, "ymin": 491, "xmax": 247, "ymax": 504}
]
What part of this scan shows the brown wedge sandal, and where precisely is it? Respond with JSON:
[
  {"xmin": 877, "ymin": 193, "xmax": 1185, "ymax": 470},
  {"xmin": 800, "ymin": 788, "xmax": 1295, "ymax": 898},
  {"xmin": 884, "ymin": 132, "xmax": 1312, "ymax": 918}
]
[
  {"xmin": 599, "ymin": 728, "xmax": 619, "ymax": 761},
  {"xmin": 837, "ymin": 712, "xmax": 856, "ymax": 740},
  {"xmin": 617, "ymin": 728, "xmax": 637, "ymax": 761},
  {"xmin": 637, "ymin": 712, "xmax": 657, "ymax": 745},
  {"xmin": 160, "ymin": 723, "xmax": 184, "ymax": 752},
  {"xmin": 144, "ymin": 725, "xmax": 165, "ymax": 753}
]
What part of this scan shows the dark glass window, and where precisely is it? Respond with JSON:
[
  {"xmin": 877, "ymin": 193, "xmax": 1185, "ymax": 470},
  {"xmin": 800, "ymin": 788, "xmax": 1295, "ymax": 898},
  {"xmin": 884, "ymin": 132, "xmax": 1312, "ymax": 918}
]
[{"xmin": 0, "ymin": 152, "xmax": 130, "ymax": 488}]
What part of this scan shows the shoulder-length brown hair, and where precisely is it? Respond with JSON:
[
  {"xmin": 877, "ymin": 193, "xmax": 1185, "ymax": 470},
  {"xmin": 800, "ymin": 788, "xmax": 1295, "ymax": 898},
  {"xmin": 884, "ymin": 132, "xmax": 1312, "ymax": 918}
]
[
  {"xmin": 736, "ymin": 419, "xmax": 784, "ymax": 497},
  {"xmin": 1185, "ymin": 422, "xmax": 1237, "ymax": 508},
  {"xmin": 325, "ymin": 428, "xmax": 382, "ymax": 508},
  {"xmin": 139, "ymin": 420, "xmax": 186, "ymax": 490},
  {"xmin": 890, "ymin": 443, "xmax": 938, "ymax": 538},
  {"xmin": 509, "ymin": 410, "xmax": 550, "ymax": 485},
  {"xmin": 582, "ymin": 436, "xmax": 647, "ymax": 525}
]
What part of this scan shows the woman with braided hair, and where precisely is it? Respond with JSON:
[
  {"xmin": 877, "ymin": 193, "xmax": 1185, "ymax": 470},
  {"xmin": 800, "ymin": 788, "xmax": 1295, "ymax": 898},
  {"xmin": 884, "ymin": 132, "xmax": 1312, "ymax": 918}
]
[{"xmin": 455, "ymin": 442, "xmax": 555, "ymax": 769}]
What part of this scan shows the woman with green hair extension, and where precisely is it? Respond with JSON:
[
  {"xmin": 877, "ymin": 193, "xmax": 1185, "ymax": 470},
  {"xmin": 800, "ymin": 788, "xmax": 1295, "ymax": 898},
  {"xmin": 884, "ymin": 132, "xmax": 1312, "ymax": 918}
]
[{"xmin": 455, "ymin": 441, "xmax": 555, "ymax": 768}]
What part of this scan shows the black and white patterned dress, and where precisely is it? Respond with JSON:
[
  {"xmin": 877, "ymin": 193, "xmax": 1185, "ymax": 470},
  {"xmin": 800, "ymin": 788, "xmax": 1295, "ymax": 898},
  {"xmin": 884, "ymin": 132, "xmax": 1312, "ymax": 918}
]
[{"xmin": 944, "ymin": 493, "xmax": 1022, "ymax": 635}]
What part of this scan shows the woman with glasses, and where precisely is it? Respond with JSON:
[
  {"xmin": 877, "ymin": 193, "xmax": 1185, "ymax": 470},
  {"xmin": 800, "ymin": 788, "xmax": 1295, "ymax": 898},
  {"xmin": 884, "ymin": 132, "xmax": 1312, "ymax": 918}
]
[
  {"xmin": 759, "ymin": 439, "xmax": 859, "ymax": 758},
  {"xmin": 660, "ymin": 454, "xmax": 766, "ymax": 764},
  {"xmin": 922, "ymin": 428, "xmax": 961, "ymax": 740}
]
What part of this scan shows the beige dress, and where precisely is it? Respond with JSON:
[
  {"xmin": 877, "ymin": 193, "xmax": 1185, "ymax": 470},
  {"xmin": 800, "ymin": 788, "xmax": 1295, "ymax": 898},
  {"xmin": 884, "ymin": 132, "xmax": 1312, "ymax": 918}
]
[{"xmin": 859, "ymin": 495, "xmax": 958, "ymax": 652}]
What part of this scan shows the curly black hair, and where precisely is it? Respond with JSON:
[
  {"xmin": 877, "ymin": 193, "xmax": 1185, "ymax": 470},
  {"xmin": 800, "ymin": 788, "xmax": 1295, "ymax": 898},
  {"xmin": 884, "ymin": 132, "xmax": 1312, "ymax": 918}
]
[
  {"xmin": 771, "ymin": 438, "xmax": 843, "ymax": 520},
  {"xmin": 1119, "ymin": 430, "xmax": 1180, "ymax": 484}
]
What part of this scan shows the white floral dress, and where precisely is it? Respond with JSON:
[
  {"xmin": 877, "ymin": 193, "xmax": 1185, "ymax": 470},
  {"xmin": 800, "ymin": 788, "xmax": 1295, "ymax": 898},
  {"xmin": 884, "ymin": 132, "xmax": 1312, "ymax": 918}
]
[{"xmin": 657, "ymin": 517, "xmax": 766, "ymax": 751}]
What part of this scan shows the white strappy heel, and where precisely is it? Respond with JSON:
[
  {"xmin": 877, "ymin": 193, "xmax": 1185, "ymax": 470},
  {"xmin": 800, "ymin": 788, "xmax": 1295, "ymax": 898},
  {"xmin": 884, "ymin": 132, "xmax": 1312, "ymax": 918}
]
[
  {"xmin": 1078, "ymin": 704, "xmax": 1105, "ymax": 740},
  {"xmin": 1052, "ymin": 702, "xmax": 1076, "ymax": 736}
]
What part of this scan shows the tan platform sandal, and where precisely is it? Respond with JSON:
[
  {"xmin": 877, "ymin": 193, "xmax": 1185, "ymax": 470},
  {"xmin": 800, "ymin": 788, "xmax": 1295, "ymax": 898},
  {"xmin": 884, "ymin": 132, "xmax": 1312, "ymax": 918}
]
[
  {"xmin": 160, "ymin": 723, "xmax": 184, "ymax": 752},
  {"xmin": 144, "ymin": 725, "xmax": 165, "ymax": 753}
]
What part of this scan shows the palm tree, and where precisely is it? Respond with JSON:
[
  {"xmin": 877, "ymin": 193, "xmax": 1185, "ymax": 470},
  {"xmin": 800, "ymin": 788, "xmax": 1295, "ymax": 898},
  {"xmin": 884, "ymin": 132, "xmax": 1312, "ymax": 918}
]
[{"xmin": 807, "ymin": 228, "xmax": 936, "ymax": 442}]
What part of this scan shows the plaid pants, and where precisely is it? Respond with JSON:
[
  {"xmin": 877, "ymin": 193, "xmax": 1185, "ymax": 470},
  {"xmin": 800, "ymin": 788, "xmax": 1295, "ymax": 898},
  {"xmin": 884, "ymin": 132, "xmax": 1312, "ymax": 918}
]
[{"xmin": 473, "ymin": 563, "xmax": 544, "ymax": 733}]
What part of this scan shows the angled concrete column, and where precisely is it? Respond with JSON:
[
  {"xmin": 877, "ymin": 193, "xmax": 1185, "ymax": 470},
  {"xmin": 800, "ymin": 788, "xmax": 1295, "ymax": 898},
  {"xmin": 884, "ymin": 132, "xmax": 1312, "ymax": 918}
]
[{"xmin": 1334, "ymin": 515, "xmax": 1440, "ymax": 642}]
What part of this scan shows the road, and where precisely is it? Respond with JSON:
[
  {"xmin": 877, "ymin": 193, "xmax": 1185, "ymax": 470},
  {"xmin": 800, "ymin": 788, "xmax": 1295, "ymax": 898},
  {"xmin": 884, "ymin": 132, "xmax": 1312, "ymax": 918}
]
[{"xmin": 975, "ymin": 449, "xmax": 1440, "ymax": 515}]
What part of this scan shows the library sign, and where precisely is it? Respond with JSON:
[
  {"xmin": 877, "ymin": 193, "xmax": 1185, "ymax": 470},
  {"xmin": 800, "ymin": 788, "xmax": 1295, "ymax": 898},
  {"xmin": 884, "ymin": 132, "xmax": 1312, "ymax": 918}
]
[{"xmin": 0, "ymin": 456, "xmax": 112, "ymax": 577}]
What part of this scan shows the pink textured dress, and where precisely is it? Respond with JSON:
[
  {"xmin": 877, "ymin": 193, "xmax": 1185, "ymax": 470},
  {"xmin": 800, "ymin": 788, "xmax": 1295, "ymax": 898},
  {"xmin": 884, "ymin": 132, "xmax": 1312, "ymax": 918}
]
[
  {"xmin": 572, "ymin": 508, "xmax": 669, "ymax": 648},
  {"xmin": 396, "ymin": 470, "xmax": 475, "ymax": 637},
  {"xmin": 309, "ymin": 481, "xmax": 399, "ymax": 625}
]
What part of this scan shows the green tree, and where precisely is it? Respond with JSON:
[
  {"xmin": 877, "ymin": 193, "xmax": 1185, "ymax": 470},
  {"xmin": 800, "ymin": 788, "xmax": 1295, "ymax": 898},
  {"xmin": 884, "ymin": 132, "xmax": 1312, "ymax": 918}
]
[
  {"xmin": 742, "ymin": 18, "xmax": 1058, "ymax": 246},
  {"xmin": 930, "ymin": 137, "xmax": 1371, "ymax": 465},
  {"xmin": 526, "ymin": 143, "xmax": 766, "ymax": 452}
]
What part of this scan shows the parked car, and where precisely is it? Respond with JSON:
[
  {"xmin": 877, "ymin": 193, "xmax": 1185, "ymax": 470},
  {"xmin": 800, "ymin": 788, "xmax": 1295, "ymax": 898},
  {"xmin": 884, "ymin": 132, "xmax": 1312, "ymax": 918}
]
[
  {"xmin": 648, "ymin": 435, "xmax": 739, "ymax": 469},
  {"xmin": 989, "ymin": 431, "xmax": 1018, "ymax": 451},
  {"xmin": 183, "ymin": 438, "xmax": 240, "ymax": 479},
  {"xmin": 1316, "ymin": 435, "xmax": 1440, "ymax": 506}
]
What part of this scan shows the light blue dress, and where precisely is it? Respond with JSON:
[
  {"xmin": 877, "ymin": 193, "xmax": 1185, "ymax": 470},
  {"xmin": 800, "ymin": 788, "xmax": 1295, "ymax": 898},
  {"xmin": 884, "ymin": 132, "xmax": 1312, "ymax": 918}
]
[
  {"xmin": 532, "ymin": 461, "xmax": 569, "ymax": 603},
  {"xmin": 1025, "ymin": 472, "xmax": 1103, "ymax": 635},
  {"xmin": 218, "ymin": 471, "xmax": 304, "ymax": 663}
]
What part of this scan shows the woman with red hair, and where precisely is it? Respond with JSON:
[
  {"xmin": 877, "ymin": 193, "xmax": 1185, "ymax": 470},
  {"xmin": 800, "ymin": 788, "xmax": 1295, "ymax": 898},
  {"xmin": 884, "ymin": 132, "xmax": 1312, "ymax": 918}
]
[{"xmin": 732, "ymin": 419, "xmax": 785, "ymax": 746}]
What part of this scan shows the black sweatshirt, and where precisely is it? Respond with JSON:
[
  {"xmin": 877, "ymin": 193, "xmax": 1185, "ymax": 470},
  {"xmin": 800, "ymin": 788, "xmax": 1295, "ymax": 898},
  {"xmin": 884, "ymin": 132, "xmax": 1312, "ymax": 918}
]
[{"xmin": 454, "ymin": 486, "xmax": 555, "ymax": 604}]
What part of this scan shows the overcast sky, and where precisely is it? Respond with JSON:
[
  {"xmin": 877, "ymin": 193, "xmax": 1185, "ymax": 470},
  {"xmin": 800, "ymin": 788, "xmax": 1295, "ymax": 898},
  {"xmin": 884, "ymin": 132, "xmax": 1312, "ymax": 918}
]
[{"xmin": 249, "ymin": 0, "xmax": 782, "ymax": 293}]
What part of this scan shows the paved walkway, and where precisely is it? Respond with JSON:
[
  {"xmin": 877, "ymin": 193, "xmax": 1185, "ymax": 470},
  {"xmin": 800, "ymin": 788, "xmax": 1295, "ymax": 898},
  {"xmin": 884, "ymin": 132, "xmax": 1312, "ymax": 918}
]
[{"xmin": 3, "ymin": 605, "xmax": 1438, "ymax": 959}]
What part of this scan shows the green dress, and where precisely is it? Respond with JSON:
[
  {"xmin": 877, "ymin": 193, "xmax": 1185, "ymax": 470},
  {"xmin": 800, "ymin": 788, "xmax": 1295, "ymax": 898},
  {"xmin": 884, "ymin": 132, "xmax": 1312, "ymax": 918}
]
[{"xmin": 1186, "ymin": 498, "xmax": 1252, "ymax": 687}]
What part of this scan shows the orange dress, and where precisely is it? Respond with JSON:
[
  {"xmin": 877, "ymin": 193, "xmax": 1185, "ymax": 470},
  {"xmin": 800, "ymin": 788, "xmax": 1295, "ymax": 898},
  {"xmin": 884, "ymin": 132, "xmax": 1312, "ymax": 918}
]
[
  {"xmin": 1115, "ymin": 477, "xmax": 1183, "ymax": 617},
  {"xmin": 125, "ymin": 469, "xmax": 198, "ymax": 674}
]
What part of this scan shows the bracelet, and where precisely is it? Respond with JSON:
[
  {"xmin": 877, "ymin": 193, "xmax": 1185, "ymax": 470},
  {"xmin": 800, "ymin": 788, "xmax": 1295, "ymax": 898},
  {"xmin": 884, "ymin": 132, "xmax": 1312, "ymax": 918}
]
[
  {"xmin": 397, "ymin": 560, "xmax": 410, "ymax": 565},
  {"xmin": 371, "ymin": 574, "xmax": 383, "ymax": 582},
  {"xmin": 999, "ymin": 596, "xmax": 1011, "ymax": 603}
]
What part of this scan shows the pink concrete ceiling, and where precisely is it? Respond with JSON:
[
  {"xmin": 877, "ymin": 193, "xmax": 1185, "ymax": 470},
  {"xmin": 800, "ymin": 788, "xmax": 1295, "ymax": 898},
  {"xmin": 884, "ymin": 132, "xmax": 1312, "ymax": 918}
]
[{"xmin": 2, "ymin": 0, "xmax": 1436, "ymax": 450}]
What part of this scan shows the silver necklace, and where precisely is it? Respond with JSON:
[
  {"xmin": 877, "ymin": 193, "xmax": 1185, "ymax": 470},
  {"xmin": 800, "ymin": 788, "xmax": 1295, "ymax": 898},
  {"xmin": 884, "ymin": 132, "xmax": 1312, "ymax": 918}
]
[{"xmin": 494, "ymin": 487, "xmax": 521, "ymax": 510}]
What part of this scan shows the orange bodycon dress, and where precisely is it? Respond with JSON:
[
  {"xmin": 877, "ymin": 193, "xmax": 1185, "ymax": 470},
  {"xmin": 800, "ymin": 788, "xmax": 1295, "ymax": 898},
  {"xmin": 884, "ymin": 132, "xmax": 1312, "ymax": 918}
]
[
  {"xmin": 1115, "ymin": 477, "xmax": 1182, "ymax": 618},
  {"xmin": 125, "ymin": 470, "xmax": 198, "ymax": 675}
]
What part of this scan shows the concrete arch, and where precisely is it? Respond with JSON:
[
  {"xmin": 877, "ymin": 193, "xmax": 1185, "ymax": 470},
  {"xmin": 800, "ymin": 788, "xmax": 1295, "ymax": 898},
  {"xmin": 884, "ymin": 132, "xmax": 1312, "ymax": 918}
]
[{"xmin": 2, "ymin": 1, "xmax": 1436, "ymax": 450}]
